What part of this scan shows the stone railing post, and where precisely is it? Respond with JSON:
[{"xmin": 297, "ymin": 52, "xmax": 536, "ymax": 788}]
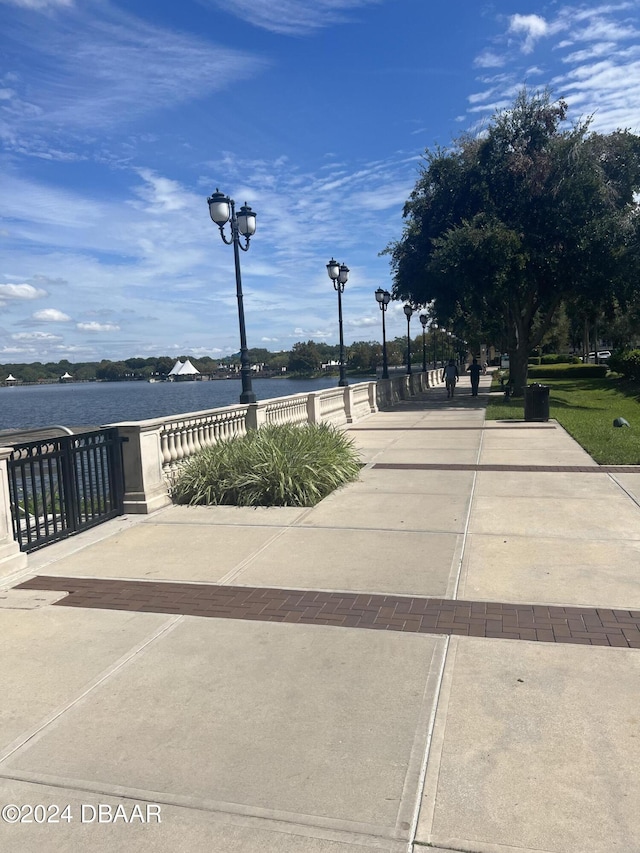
[
  {"xmin": 246, "ymin": 402, "xmax": 267, "ymax": 431},
  {"xmin": 0, "ymin": 448, "xmax": 27, "ymax": 574},
  {"xmin": 344, "ymin": 386, "xmax": 355, "ymax": 423},
  {"xmin": 114, "ymin": 424, "xmax": 173, "ymax": 515},
  {"xmin": 368, "ymin": 381, "xmax": 378, "ymax": 413},
  {"xmin": 307, "ymin": 392, "xmax": 322, "ymax": 424}
]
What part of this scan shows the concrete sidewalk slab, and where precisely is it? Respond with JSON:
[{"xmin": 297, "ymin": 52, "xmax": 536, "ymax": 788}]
[
  {"xmin": 35, "ymin": 521, "xmax": 284, "ymax": 583},
  {"xmin": 0, "ymin": 779, "xmax": 398, "ymax": 853},
  {"xmin": 232, "ymin": 527, "xmax": 462, "ymax": 597},
  {"xmin": 383, "ymin": 433, "xmax": 482, "ymax": 450},
  {"xmin": 348, "ymin": 468, "xmax": 476, "ymax": 496},
  {"xmin": 3, "ymin": 618, "xmax": 445, "ymax": 844},
  {"xmin": 478, "ymin": 447, "xmax": 596, "ymax": 465},
  {"xmin": 458, "ymin": 533, "xmax": 640, "ymax": 608},
  {"xmin": 470, "ymin": 494, "xmax": 640, "ymax": 539},
  {"xmin": 417, "ymin": 636, "xmax": 640, "ymax": 853},
  {"xmin": 143, "ymin": 505, "xmax": 310, "ymax": 526},
  {"xmin": 474, "ymin": 470, "xmax": 623, "ymax": 498},
  {"xmin": 366, "ymin": 448, "xmax": 479, "ymax": 464},
  {"xmin": 0, "ymin": 607, "xmax": 172, "ymax": 751},
  {"xmin": 302, "ymin": 490, "xmax": 470, "ymax": 533}
]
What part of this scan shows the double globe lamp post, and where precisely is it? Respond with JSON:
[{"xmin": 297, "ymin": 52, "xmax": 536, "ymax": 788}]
[
  {"xmin": 403, "ymin": 304, "xmax": 413, "ymax": 375},
  {"xmin": 375, "ymin": 288, "xmax": 391, "ymax": 380},
  {"xmin": 207, "ymin": 189, "xmax": 257, "ymax": 405},
  {"xmin": 420, "ymin": 313, "xmax": 428, "ymax": 372},
  {"xmin": 326, "ymin": 259, "xmax": 350, "ymax": 386}
]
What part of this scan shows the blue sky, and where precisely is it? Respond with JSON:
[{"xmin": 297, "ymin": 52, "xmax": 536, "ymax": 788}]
[{"xmin": 1, "ymin": 0, "xmax": 640, "ymax": 363}]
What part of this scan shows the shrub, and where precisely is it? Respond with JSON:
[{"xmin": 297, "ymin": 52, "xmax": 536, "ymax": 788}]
[
  {"xmin": 609, "ymin": 349, "xmax": 640, "ymax": 380},
  {"xmin": 171, "ymin": 422, "xmax": 361, "ymax": 507},
  {"xmin": 528, "ymin": 363, "xmax": 608, "ymax": 379},
  {"xmin": 540, "ymin": 353, "xmax": 576, "ymax": 364}
]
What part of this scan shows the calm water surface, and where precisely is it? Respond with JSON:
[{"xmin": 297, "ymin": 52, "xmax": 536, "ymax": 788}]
[{"xmin": 0, "ymin": 377, "xmax": 363, "ymax": 431}]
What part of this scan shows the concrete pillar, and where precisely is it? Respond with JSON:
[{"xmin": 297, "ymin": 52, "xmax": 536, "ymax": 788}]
[
  {"xmin": 344, "ymin": 386, "xmax": 355, "ymax": 423},
  {"xmin": 115, "ymin": 424, "xmax": 172, "ymax": 515},
  {"xmin": 0, "ymin": 448, "xmax": 28, "ymax": 574},
  {"xmin": 368, "ymin": 382, "xmax": 378, "ymax": 413},
  {"xmin": 307, "ymin": 392, "xmax": 322, "ymax": 424},
  {"xmin": 246, "ymin": 402, "xmax": 267, "ymax": 431}
]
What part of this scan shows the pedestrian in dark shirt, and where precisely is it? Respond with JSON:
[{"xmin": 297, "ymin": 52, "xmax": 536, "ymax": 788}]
[{"xmin": 468, "ymin": 357, "xmax": 481, "ymax": 396}]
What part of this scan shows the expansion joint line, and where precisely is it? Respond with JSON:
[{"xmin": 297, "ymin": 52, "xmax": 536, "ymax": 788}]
[{"xmin": 405, "ymin": 416, "xmax": 485, "ymax": 853}]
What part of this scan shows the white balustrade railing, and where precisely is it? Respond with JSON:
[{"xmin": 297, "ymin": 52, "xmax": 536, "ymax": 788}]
[
  {"xmin": 262, "ymin": 394, "xmax": 309, "ymax": 427},
  {"xmin": 319, "ymin": 388, "xmax": 349, "ymax": 426},
  {"xmin": 109, "ymin": 374, "xmax": 433, "ymax": 514}
]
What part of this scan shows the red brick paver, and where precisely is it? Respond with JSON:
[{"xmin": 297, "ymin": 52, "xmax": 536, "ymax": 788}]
[
  {"xmin": 14, "ymin": 576, "xmax": 640, "ymax": 648},
  {"xmin": 372, "ymin": 463, "xmax": 640, "ymax": 473}
]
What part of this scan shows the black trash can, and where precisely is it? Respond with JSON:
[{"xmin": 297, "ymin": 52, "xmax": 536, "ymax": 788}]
[{"xmin": 524, "ymin": 383, "xmax": 550, "ymax": 422}]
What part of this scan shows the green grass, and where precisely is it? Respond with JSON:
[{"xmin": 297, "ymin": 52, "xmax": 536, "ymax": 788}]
[
  {"xmin": 487, "ymin": 373, "xmax": 640, "ymax": 464},
  {"xmin": 171, "ymin": 422, "xmax": 362, "ymax": 507}
]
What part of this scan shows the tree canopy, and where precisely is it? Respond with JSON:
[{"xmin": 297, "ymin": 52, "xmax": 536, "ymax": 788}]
[{"xmin": 384, "ymin": 90, "xmax": 640, "ymax": 393}]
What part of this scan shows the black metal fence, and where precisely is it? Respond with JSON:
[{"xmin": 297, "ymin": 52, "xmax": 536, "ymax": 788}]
[{"xmin": 7, "ymin": 428, "xmax": 125, "ymax": 553}]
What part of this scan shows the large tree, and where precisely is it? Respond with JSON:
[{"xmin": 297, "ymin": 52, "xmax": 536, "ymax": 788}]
[{"xmin": 384, "ymin": 91, "xmax": 640, "ymax": 393}]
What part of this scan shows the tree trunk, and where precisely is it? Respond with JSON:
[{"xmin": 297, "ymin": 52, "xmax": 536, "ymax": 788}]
[{"xmin": 508, "ymin": 345, "xmax": 529, "ymax": 397}]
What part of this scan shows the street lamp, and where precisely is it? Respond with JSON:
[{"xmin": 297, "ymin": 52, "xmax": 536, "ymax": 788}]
[
  {"xmin": 375, "ymin": 288, "xmax": 391, "ymax": 380},
  {"xmin": 207, "ymin": 188, "xmax": 257, "ymax": 404},
  {"xmin": 432, "ymin": 322, "xmax": 438, "ymax": 368},
  {"xmin": 403, "ymin": 304, "xmax": 413, "ymax": 375},
  {"xmin": 327, "ymin": 259, "xmax": 350, "ymax": 386},
  {"xmin": 419, "ymin": 313, "xmax": 428, "ymax": 373}
]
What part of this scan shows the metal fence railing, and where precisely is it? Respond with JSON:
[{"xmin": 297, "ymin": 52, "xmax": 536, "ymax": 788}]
[{"xmin": 7, "ymin": 428, "xmax": 125, "ymax": 553}]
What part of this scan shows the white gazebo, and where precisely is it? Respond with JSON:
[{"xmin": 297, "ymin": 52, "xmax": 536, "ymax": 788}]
[
  {"xmin": 167, "ymin": 359, "xmax": 201, "ymax": 381},
  {"xmin": 5, "ymin": 374, "xmax": 16, "ymax": 385},
  {"xmin": 60, "ymin": 371, "xmax": 72, "ymax": 382}
]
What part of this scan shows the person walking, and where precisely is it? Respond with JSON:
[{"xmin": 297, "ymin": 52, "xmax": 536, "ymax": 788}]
[
  {"xmin": 468, "ymin": 357, "xmax": 482, "ymax": 396},
  {"xmin": 442, "ymin": 358, "xmax": 459, "ymax": 398}
]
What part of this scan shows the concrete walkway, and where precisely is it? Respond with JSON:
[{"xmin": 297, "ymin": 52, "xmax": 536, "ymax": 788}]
[{"xmin": 1, "ymin": 370, "xmax": 640, "ymax": 852}]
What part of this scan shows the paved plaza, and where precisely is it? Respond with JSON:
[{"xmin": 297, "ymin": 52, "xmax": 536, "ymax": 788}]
[{"xmin": 1, "ymin": 370, "xmax": 640, "ymax": 852}]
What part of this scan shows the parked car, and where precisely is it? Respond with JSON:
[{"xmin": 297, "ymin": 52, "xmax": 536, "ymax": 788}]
[{"xmin": 581, "ymin": 351, "xmax": 611, "ymax": 363}]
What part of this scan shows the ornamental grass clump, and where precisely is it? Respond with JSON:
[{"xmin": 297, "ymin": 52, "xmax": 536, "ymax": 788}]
[{"xmin": 171, "ymin": 422, "xmax": 361, "ymax": 507}]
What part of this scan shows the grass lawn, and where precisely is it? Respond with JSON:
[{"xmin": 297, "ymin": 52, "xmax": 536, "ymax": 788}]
[{"xmin": 486, "ymin": 374, "xmax": 640, "ymax": 464}]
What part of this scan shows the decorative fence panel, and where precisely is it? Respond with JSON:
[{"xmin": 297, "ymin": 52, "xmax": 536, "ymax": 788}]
[{"xmin": 7, "ymin": 428, "xmax": 125, "ymax": 553}]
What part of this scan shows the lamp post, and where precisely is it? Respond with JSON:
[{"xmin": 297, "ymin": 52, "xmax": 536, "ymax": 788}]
[
  {"xmin": 207, "ymin": 189, "xmax": 257, "ymax": 404},
  {"xmin": 375, "ymin": 288, "xmax": 391, "ymax": 379},
  {"xmin": 403, "ymin": 304, "xmax": 413, "ymax": 375},
  {"xmin": 419, "ymin": 313, "xmax": 428, "ymax": 373},
  {"xmin": 327, "ymin": 259, "xmax": 350, "ymax": 386},
  {"xmin": 432, "ymin": 322, "xmax": 438, "ymax": 368}
]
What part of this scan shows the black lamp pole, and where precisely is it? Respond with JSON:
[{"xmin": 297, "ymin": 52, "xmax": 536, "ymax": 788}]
[
  {"xmin": 327, "ymin": 259, "xmax": 350, "ymax": 387},
  {"xmin": 375, "ymin": 288, "xmax": 391, "ymax": 380},
  {"xmin": 404, "ymin": 304, "xmax": 413, "ymax": 375},
  {"xmin": 207, "ymin": 189, "xmax": 257, "ymax": 404},
  {"xmin": 420, "ymin": 313, "xmax": 428, "ymax": 373},
  {"xmin": 432, "ymin": 323, "xmax": 437, "ymax": 368}
]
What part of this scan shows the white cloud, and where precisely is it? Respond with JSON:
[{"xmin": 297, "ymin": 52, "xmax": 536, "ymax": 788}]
[
  {"xmin": 1, "ymin": 3, "xmax": 268, "ymax": 138},
  {"xmin": 0, "ymin": 0, "xmax": 72, "ymax": 8},
  {"xmin": 131, "ymin": 169, "xmax": 193, "ymax": 214},
  {"xmin": 203, "ymin": 0, "xmax": 381, "ymax": 36},
  {"xmin": 12, "ymin": 331, "xmax": 62, "ymax": 341},
  {"xmin": 509, "ymin": 14, "xmax": 550, "ymax": 54},
  {"xmin": 76, "ymin": 321, "xmax": 120, "ymax": 332},
  {"xmin": 0, "ymin": 283, "xmax": 47, "ymax": 299},
  {"xmin": 33, "ymin": 308, "xmax": 72, "ymax": 322},
  {"xmin": 474, "ymin": 50, "xmax": 506, "ymax": 69}
]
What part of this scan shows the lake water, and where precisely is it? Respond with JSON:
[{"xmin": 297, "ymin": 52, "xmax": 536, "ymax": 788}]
[{"xmin": 0, "ymin": 377, "xmax": 366, "ymax": 431}]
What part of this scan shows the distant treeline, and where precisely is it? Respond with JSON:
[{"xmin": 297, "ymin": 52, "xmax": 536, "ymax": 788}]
[{"xmin": 0, "ymin": 335, "xmax": 448, "ymax": 384}]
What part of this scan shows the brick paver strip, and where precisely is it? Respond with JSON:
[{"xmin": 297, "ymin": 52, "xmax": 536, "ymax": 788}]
[
  {"xmin": 372, "ymin": 463, "xmax": 640, "ymax": 473},
  {"xmin": 14, "ymin": 576, "xmax": 640, "ymax": 648},
  {"xmin": 350, "ymin": 425, "xmax": 558, "ymax": 431}
]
